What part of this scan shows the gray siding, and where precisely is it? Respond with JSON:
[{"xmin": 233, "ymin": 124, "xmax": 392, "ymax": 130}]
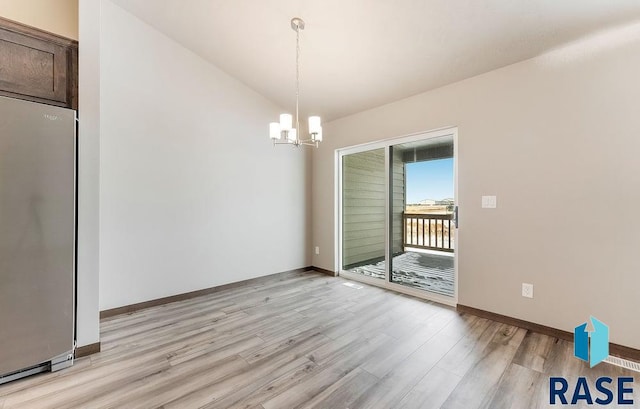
[
  {"xmin": 391, "ymin": 147, "xmax": 405, "ymax": 255},
  {"xmin": 342, "ymin": 148, "xmax": 405, "ymax": 268}
]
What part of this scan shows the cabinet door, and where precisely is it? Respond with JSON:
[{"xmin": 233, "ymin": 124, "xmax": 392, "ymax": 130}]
[{"xmin": 0, "ymin": 19, "xmax": 76, "ymax": 108}]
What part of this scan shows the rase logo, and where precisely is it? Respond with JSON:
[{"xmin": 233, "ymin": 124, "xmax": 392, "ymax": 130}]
[
  {"xmin": 574, "ymin": 316, "xmax": 609, "ymax": 368},
  {"xmin": 549, "ymin": 316, "xmax": 634, "ymax": 406}
]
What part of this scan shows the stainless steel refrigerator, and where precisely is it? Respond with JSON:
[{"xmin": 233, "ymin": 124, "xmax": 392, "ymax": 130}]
[{"xmin": 0, "ymin": 96, "xmax": 76, "ymax": 384}]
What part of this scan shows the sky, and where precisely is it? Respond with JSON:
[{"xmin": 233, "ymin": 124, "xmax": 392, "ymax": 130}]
[{"xmin": 405, "ymin": 158, "xmax": 454, "ymax": 203}]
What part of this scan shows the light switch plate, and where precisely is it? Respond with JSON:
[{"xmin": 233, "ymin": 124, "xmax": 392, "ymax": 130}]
[{"xmin": 482, "ymin": 195, "xmax": 497, "ymax": 208}]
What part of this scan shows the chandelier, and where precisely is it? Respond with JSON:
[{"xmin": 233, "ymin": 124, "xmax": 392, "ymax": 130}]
[{"xmin": 270, "ymin": 18, "xmax": 322, "ymax": 147}]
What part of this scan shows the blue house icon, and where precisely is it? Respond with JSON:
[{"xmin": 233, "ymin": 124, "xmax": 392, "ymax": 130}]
[{"xmin": 574, "ymin": 316, "xmax": 609, "ymax": 368}]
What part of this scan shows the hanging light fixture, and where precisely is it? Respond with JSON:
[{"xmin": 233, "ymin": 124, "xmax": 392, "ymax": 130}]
[{"xmin": 270, "ymin": 18, "xmax": 322, "ymax": 147}]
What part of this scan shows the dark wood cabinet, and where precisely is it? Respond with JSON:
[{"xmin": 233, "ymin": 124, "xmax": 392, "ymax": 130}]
[{"xmin": 0, "ymin": 16, "xmax": 78, "ymax": 109}]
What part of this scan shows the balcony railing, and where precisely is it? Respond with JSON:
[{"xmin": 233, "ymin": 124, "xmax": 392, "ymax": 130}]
[{"xmin": 403, "ymin": 213, "xmax": 454, "ymax": 253}]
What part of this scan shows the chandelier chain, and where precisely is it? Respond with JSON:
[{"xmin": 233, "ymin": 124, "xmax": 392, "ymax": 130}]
[{"xmin": 295, "ymin": 25, "xmax": 300, "ymax": 133}]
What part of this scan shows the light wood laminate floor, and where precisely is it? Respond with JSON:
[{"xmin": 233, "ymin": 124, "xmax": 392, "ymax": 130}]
[{"xmin": 0, "ymin": 271, "xmax": 637, "ymax": 408}]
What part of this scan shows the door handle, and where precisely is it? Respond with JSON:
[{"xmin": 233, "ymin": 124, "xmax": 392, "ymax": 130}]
[{"xmin": 453, "ymin": 206, "xmax": 459, "ymax": 228}]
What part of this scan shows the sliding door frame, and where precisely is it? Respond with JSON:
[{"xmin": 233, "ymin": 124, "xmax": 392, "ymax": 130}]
[{"xmin": 335, "ymin": 126, "xmax": 459, "ymax": 306}]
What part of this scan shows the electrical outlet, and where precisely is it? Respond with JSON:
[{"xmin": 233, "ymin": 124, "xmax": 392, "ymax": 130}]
[
  {"xmin": 315, "ymin": 246, "xmax": 320, "ymax": 255},
  {"xmin": 482, "ymin": 195, "xmax": 497, "ymax": 208},
  {"xmin": 522, "ymin": 283, "xmax": 534, "ymax": 298}
]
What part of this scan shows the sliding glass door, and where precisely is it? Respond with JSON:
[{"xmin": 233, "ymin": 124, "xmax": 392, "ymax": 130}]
[
  {"xmin": 389, "ymin": 138, "xmax": 455, "ymax": 297},
  {"xmin": 339, "ymin": 129, "xmax": 457, "ymax": 303},
  {"xmin": 341, "ymin": 148, "xmax": 386, "ymax": 280}
]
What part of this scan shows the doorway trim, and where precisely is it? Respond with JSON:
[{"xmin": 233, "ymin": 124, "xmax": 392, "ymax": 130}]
[{"xmin": 335, "ymin": 126, "xmax": 459, "ymax": 306}]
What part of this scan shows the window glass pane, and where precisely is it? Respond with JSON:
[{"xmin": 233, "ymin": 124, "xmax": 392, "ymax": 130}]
[
  {"xmin": 389, "ymin": 137, "xmax": 455, "ymax": 296},
  {"xmin": 342, "ymin": 148, "xmax": 386, "ymax": 280}
]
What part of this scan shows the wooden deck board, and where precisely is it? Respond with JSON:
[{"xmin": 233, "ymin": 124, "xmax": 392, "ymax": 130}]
[{"xmin": 346, "ymin": 251, "xmax": 455, "ymax": 296}]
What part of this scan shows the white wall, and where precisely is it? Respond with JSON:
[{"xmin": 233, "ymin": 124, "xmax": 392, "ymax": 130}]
[
  {"xmin": 99, "ymin": 1, "xmax": 309, "ymax": 310},
  {"xmin": 312, "ymin": 22, "xmax": 640, "ymax": 349},
  {"xmin": 76, "ymin": 0, "xmax": 100, "ymax": 348}
]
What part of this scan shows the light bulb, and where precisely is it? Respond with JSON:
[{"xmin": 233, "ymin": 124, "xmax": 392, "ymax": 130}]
[
  {"xmin": 280, "ymin": 114, "xmax": 292, "ymax": 131},
  {"xmin": 288, "ymin": 128, "xmax": 297, "ymax": 142},
  {"xmin": 308, "ymin": 116, "xmax": 321, "ymax": 135},
  {"xmin": 269, "ymin": 122, "xmax": 281, "ymax": 140}
]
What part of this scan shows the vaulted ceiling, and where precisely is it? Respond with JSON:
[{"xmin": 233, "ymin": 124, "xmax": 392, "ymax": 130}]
[{"xmin": 110, "ymin": 0, "xmax": 640, "ymax": 121}]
